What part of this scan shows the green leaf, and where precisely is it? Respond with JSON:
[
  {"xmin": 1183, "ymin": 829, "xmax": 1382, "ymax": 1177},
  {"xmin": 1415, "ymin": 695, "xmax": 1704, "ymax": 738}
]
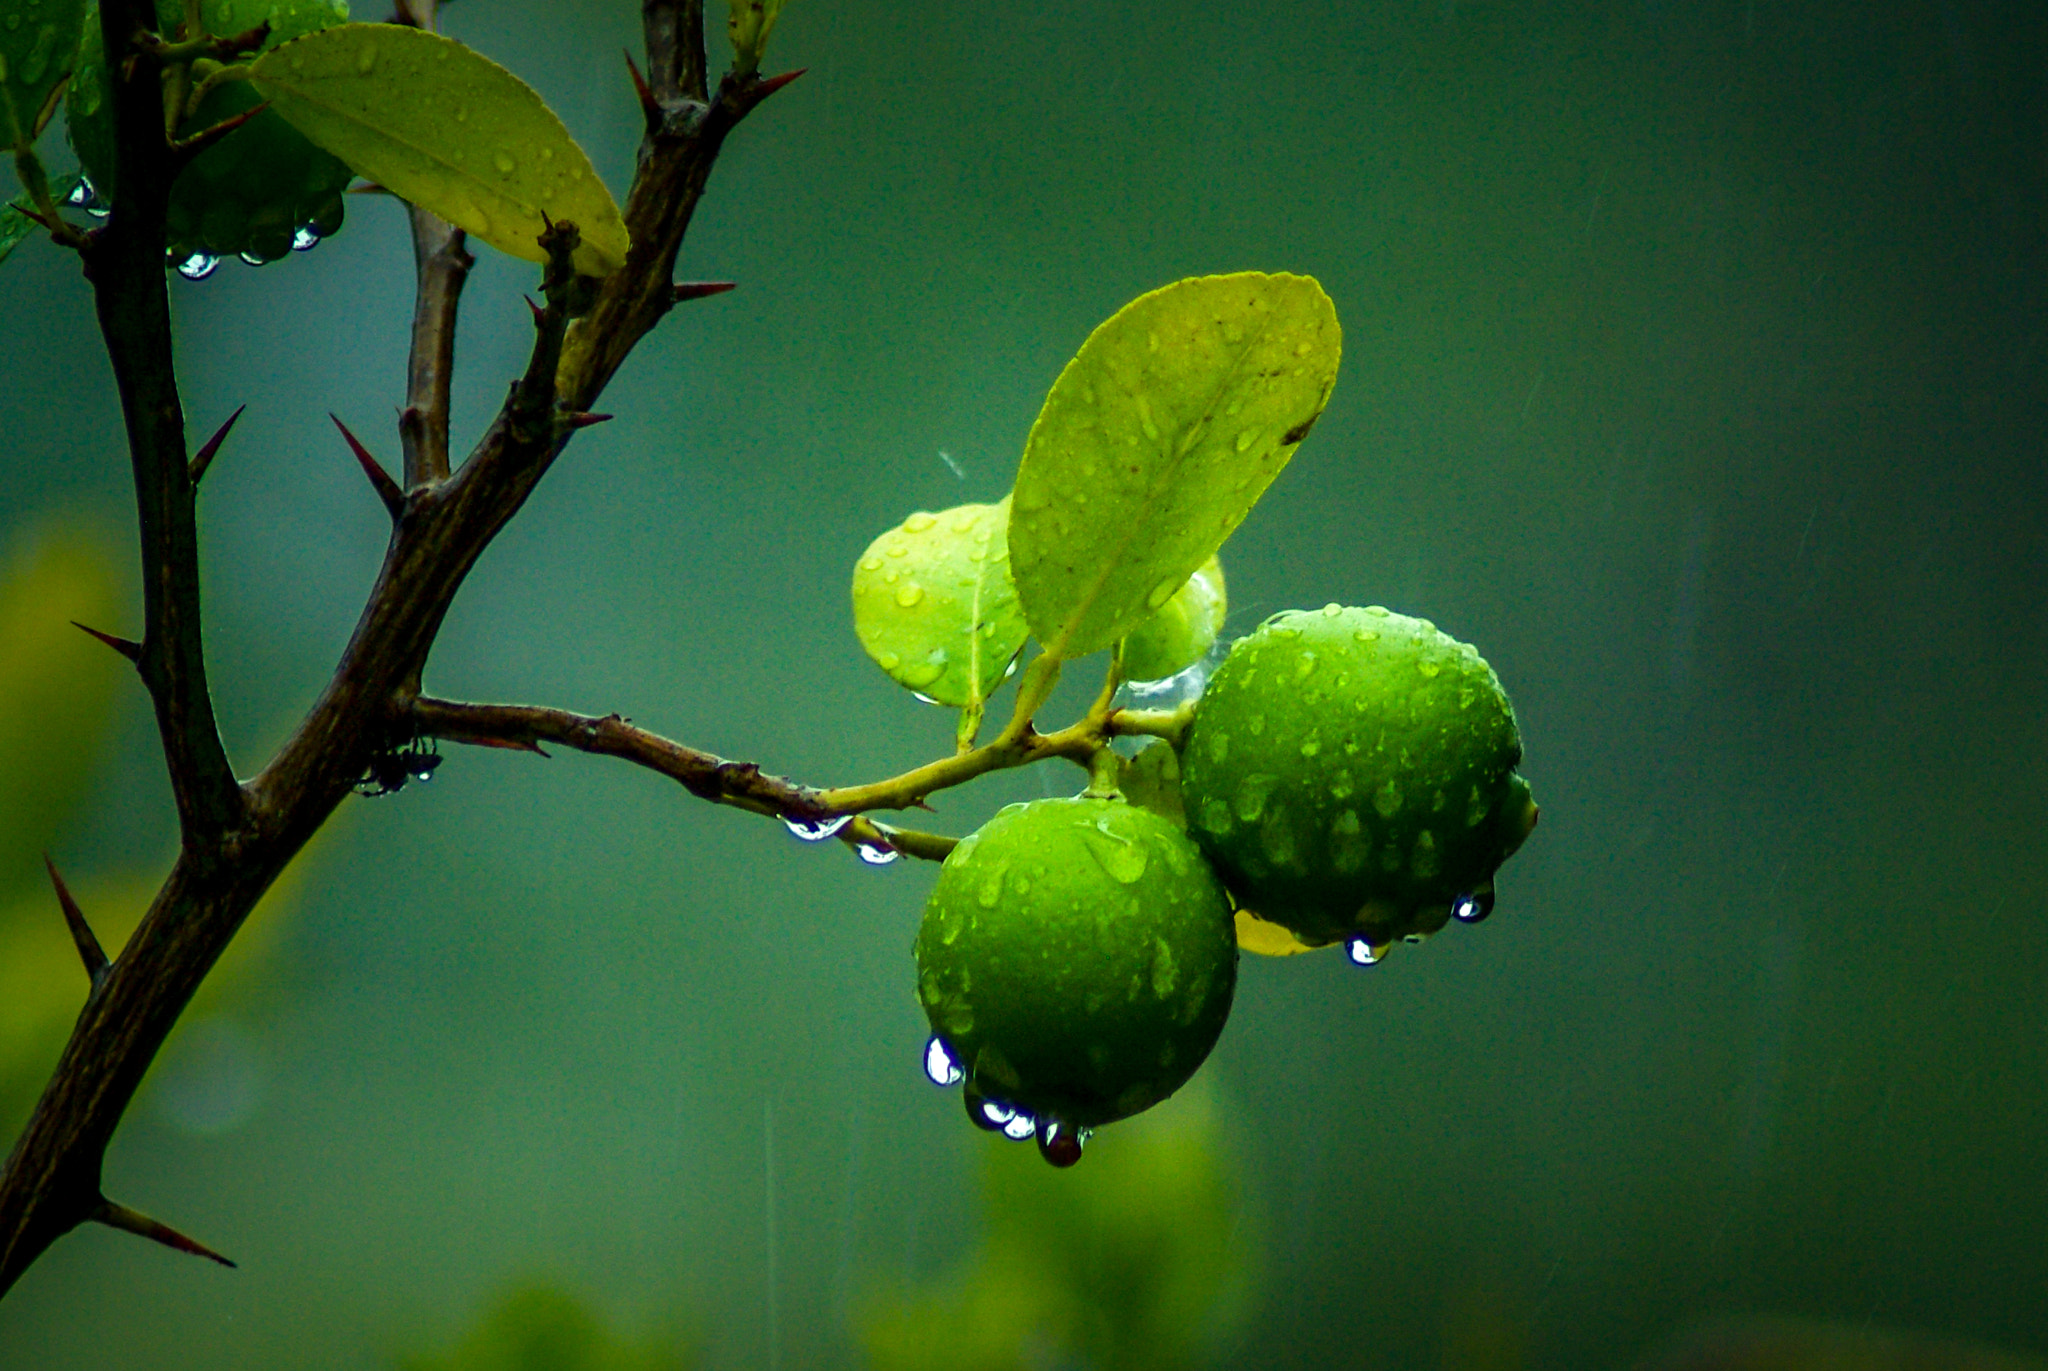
[
  {"xmin": 249, "ymin": 24, "xmax": 629, "ymax": 276},
  {"xmin": 1121, "ymin": 554, "xmax": 1225, "ymax": 684},
  {"xmin": 0, "ymin": 170, "xmax": 76, "ymax": 267},
  {"xmin": 1009, "ymin": 272, "xmax": 1340, "ymax": 661},
  {"xmin": 0, "ymin": 0, "xmax": 88, "ymax": 149},
  {"xmin": 851, "ymin": 499, "xmax": 1028, "ymax": 711}
]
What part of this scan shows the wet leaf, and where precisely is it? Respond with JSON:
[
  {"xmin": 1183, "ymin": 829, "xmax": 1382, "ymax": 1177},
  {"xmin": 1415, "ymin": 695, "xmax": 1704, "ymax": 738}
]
[
  {"xmin": 851, "ymin": 499, "xmax": 1028, "ymax": 710},
  {"xmin": 0, "ymin": 0, "xmax": 88, "ymax": 149},
  {"xmin": 1009, "ymin": 272, "xmax": 1340, "ymax": 661},
  {"xmin": 250, "ymin": 24, "xmax": 629, "ymax": 276},
  {"xmin": 1121, "ymin": 554, "xmax": 1225, "ymax": 684}
]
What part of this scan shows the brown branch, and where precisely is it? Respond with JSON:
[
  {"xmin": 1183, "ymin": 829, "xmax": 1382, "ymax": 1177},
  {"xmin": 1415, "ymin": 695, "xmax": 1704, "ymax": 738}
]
[
  {"xmin": 409, "ymin": 698, "xmax": 967, "ymax": 862},
  {"xmin": 1, "ymin": 0, "xmax": 808, "ymax": 1301},
  {"xmin": 81, "ymin": 0, "xmax": 244, "ymax": 842},
  {"xmin": 398, "ymin": 210, "xmax": 469, "ymax": 487},
  {"xmin": 387, "ymin": 0, "xmax": 470, "ymax": 489},
  {"xmin": 643, "ymin": 0, "xmax": 707, "ymax": 106}
]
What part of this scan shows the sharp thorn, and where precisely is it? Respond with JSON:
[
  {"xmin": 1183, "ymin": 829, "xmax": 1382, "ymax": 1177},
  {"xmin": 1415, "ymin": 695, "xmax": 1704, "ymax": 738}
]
[
  {"xmin": 172, "ymin": 99, "xmax": 270, "ymax": 161},
  {"xmin": 328, "ymin": 414, "xmax": 406, "ymax": 520},
  {"xmin": 624, "ymin": 50, "xmax": 659, "ymax": 124},
  {"xmin": 187, "ymin": 403, "xmax": 246, "ymax": 485},
  {"xmin": 92, "ymin": 1200, "xmax": 237, "ymax": 1268},
  {"xmin": 43, "ymin": 854, "xmax": 110, "ymax": 986},
  {"xmin": 71, "ymin": 620, "xmax": 142, "ymax": 664},
  {"xmin": 753, "ymin": 67, "xmax": 807, "ymax": 102},
  {"xmin": 560, "ymin": 411, "xmax": 613, "ymax": 429},
  {"xmin": 672, "ymin": 280, "xmax": 737, "ymax": 303},
  {"xmin": 524, "ymin": 295, "xmax": 546, "ymax": 326}
]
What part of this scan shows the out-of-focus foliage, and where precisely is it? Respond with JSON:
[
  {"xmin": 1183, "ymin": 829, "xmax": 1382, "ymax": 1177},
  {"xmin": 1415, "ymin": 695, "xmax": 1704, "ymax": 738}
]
[
  {"xmin": 857, "ymin": 1083, "xmax": 1253, "ymax": 1371},
  {"xmin": 1635, "ymin": 1315, "xmax": 2048, "ymax": 1371},
  {"xmin": 0, "ymin": 518, "xmax": 293, "ymax": 1143},
  {"xmin": 398, "ymin": 1282, "xmax": 694, "ymax": 1371}
]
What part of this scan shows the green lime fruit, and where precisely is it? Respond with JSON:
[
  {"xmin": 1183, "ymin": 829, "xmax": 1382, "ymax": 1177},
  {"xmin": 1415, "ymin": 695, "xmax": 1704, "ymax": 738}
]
[
  {"xmin": 916, "ymin": 796, "xmax": 1237, "ymax": 1159},
  {"xmin": 68, "ymin": 0, "xmax": 353, "ymax": 264},
  {"xmin": 1121, "ymin": 555, "xmax": 1226, "ymax": 684},
  {"xmin": 1180, "ymin": 604, "xmax": 1537, "ymax": 956}
]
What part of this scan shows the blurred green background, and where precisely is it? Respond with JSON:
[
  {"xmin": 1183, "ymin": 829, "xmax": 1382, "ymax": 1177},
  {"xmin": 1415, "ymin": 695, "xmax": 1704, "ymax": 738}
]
[{"xmin": 2, "ymin": 0, "xmax": 2044, "ymax": 1367}]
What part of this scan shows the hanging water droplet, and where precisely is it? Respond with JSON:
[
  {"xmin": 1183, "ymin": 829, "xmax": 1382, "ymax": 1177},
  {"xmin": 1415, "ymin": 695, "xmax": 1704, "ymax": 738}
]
[
  {"xmin": 1037, "ymin": 1117, "xmax": 1086, "ymax": 1167},
  {"xmin": 965, "ymin": 1090, "xmax": 1008, "ymax": 1131},
  {"xmin": 175, "ymin": 253, "xmax": 220, "ymax": 280},
  {"xmin": 292, "ymin": 225, "xmax": 321, "ymax": 251},
  {"xmin": 855, "ymin": 840, "xmax": 900, "ymax": 866},
  {"xmin": 65, "ymin": 178, "xmax": 94, "ymax": 208},
  {"xmin": 782, "ymin": 813, "xmax": 851, "ymax": 842},
  {"xmin": 1452, "ymin": 890, "xmax": 1495, "ymax": 923},
  {"xmin": 1001, "ymin": 1110, "xmax": 1037, "ymax": 1141},
  {"xmin": 238, "ymin": 251, "xmax": 270, "ymax": 266},
  {"xmin": 923, "ymin": 1036, "xmax": 963, "ymax": 1087},
  {"xmin": 1347, "ymin": 937, "xmax": 1382, "ymax": 966},
  {"xmin": 910, "ymin": 691, "xmax": 942, "ymax": 706}
]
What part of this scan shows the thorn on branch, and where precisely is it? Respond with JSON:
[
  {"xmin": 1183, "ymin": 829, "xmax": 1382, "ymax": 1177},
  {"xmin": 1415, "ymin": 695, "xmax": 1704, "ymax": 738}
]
[
  {"xmin": 43, "ymin": 855, "xmax": 111, "ymax": 988},
  {"xmin": 187, "ymin": 403, "xmax": 246, "ymax": 485},
  {"xmin": 170, "ymin": 99, "xmax": 271, "ymax": 168},
  {"xmin": 92, "ymin": 1199, "xmax": 237, "ymax": 1268},
  {"xmin": 329, "ymin": 415, "xmax": 406, "ymax": 520},
  {"xmin": 559, "ymin": 411, "xmax": 613, "ymax": 430},
  {"xmin": 672, "ymin": 281, "xmax": 737, "ymax": 303},
  {"xmin": 72, "ymin": 620, "xmax": 143, "ymax": 664},
  {"xmin": 752, "ymin": 67, "xmax": 806, "ymax": 104},
  {"xmin": 624, "ymin": 50, "xmax": 661, "ymax": 129}
]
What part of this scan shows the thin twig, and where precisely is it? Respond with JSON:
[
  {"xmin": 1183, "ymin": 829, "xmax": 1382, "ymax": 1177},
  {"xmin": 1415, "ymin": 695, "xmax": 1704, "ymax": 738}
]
[{"xmin": 398, "ymin": 209, "xmax": 469, "ymax": 486}]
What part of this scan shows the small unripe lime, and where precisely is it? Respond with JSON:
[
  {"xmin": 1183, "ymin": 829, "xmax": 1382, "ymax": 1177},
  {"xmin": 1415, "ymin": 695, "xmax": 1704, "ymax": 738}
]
[
  {"xmin": 1180, "ymin": 605, "xmax": 1537, "ymax": 950},
  {"xmin": 68, "ymin": 0, "xmax": 353, "ymax": 264},
  {"xmin": 916, "ymin": 796, "xmax": 1237, "ymax": 1135},
  {"xmin": 1121, "ymin": 555, "xmax": 1226, "ymax": 684}
]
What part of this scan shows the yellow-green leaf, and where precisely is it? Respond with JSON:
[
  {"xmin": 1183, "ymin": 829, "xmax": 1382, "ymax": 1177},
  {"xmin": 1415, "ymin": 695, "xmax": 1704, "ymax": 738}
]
[
  {"xmin": 1009, "ymin": 273, "xmax": 1340, "ymax": 661},
  {"xmin": 249, "ymin": 24, "xmax": 628, "ymax": 276},
  {"xmin": 851, "ymin": 499, "xmax": 1028, "ymax": 710},
  {"xmin": 1121, "ymin": 554, "xmax": 1226, "ymax": 684}
]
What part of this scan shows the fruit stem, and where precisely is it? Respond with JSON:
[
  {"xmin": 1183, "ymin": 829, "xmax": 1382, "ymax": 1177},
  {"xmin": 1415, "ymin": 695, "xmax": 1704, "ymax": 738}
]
[
  {"xmin": 1082, "ymin": 745, "xmax": 1121, "ymax": 797},
  {"xmin": 1088, "ymin": 645, "xmax": 1125, "ymax": 723},
  {"xmin": 1105, "ymin": 700, "xmax": 1196, "ymax": 749}
]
